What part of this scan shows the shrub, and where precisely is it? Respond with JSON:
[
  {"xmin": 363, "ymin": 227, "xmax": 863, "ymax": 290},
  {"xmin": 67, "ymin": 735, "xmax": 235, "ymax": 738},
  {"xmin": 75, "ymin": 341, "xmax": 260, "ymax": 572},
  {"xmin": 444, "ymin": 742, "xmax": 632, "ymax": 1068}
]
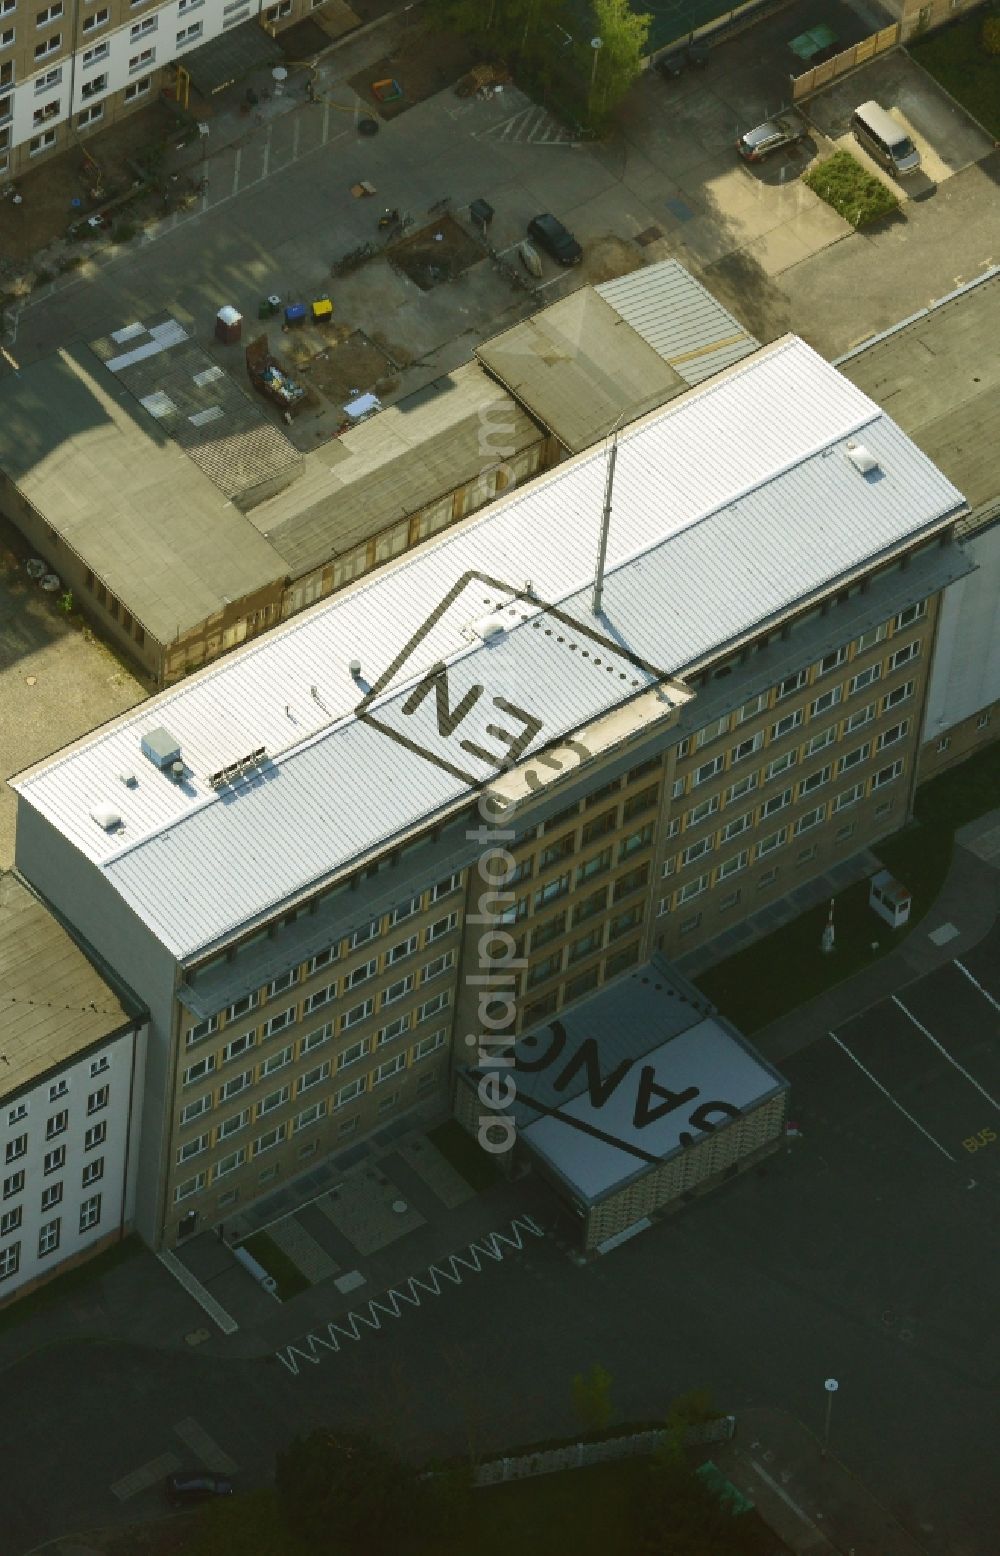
[
  {"xmin": 804, "ymin": 150, "xmax": 899, "ymax": 228},
  {"xmin": 57, "ymin": 590, "xmax": 73, "ymax": 614},
  {"xmin": 113, "ymin": 221, "xmax": 137, "ymax": 244}
]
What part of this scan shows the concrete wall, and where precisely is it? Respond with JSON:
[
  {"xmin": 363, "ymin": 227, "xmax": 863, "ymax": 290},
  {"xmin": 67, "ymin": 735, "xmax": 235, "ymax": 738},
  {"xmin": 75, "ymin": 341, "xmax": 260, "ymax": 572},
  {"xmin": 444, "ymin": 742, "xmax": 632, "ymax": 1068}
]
[{"xmin": 921, "ymin": 523, "xmax": 1000, "ymax": 752}]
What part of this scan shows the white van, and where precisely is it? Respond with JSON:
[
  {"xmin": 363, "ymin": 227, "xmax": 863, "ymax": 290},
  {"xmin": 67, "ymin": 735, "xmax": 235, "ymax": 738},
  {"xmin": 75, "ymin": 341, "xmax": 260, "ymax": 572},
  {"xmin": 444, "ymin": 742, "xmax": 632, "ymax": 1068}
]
[{"xmin": 851, "ymin": 100, "xmax": 921, "ymax": 177}]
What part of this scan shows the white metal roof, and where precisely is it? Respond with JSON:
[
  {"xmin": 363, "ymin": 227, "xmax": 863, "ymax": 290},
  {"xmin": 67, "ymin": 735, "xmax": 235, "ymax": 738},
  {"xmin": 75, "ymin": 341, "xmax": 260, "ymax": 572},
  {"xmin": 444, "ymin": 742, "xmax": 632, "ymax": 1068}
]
[
  {"xmin": 11, "ymin": 337, "xmax": 966, "ymax": 962},
  {"xmin": 595, "ymin": 260, "xmax": 759, "ymax": 385}
]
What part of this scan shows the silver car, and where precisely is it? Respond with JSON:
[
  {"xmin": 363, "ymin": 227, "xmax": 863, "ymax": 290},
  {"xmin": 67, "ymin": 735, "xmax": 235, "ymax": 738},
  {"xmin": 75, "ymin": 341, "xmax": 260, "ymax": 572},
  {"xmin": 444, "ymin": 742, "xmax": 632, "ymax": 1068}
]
[{"xmin": 737, "ymin": 116, "xmax": 806, "ymax": 163}]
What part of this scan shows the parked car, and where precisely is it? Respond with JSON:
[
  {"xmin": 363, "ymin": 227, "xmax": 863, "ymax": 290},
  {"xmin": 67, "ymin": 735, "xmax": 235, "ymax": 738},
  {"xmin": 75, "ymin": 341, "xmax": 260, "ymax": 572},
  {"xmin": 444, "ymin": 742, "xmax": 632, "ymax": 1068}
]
[
  {"xmin": 526, "ymin": 213, "xmax": 582, "ymax": 266},
  {"xmin": 736, "ymin": 116, "xmax": 806, "ymax": 163},
  {"xmin": 165, "ymin": 1471, "xmax": 235, "ymax": 1506}
]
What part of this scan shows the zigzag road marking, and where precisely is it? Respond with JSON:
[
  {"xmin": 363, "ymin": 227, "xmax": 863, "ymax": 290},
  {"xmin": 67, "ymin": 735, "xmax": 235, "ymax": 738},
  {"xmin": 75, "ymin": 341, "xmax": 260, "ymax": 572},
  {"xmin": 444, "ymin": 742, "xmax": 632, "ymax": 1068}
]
[
  {"xmin": 476, "ymin": 106, "xmax": 576, "ymax": 145},
  {"xmin": 275, "ymin": 1214, "xmax": 545, "ymax": 1376}
]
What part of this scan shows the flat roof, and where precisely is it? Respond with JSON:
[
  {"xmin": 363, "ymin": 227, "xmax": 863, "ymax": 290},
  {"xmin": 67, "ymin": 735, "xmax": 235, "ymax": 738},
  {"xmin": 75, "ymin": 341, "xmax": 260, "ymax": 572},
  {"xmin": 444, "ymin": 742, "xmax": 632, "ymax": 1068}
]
[
  {"xmin": 595, "ymin": 260, "xmax": 759, "ymax": 386},
  {"xmin": 11, "ymin": 336, "xmax": 966, "ymax": 962},
  {"xmin": 475, "ymin": 287, "xmax": 687, "ymax": 452},
  {"xmin": 247, "ymin": 363, "xmax": 543, "ymax": 577},
  {"xmin": 466, "ymin": 957, "xmax": 788, "ymax": 1206},
  {"xmin": 837, "ymin": 268, "xmax": 1000, "ymax": 513},
  {"xmin": 0, "ymin": 873, "xmax": 139, "ymax": 1102},
  {"xmin": 0, "ymin": 345, "xmax": 286, "ymax": 644}
]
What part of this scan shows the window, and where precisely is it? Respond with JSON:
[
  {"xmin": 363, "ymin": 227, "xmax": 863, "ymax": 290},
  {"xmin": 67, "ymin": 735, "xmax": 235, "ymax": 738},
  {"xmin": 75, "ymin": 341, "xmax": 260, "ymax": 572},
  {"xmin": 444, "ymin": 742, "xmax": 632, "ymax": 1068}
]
[
  {"xmin": 725, "ymin": 772, "xmax": 758, "ymax": 805},
  {"xmin": 0, "ymin": 1244, "xmax": 20, "ymax": 1282},
  {"xmin": 349, "ymin": 920, "xmax": 380, "ymax": 950},
  {"xmin": 298, "ymin": 1062, "xmax": 330, "ymax": 1093},
  {"xmin": 805, "ymin": 726, "xmax": 836, "ymax": 759},
  {"xmin": 686, "ymin": 794, "xmax": 719, "ymax": 828},
  {"xmin": 89, "ymin": 1056, "xmax": 110, "ymax": 1078},
  {"xmin": 29, "ymin": 128, "xmax": 57, "ymax": 152},
  {"xmin": 534, "ymin": 874, "xmax": 569, "ymax": 909},
  {"xmin": 345, "ymin": 959, "xmax": 376, "ymax": 990},
  {"xmin": 619, "ymin": 824, "xmax": 653, "ymax": 860},
  {"xmin": 178, "ymin": 0, "xmax": 203, "ymax": 11},
  {"xmin": 532, "ymin": 912, "xmax": 566, "ymax": 950},
  {"xmin": 856, "ymin": 623, "xmax": 888, "ymax": 652},
  {"xmin": 795, "ymin": 805, "xmax": 826, "ymax": 835},
  {"xmin": 304, "ymin": 982, "xmax": 337, "ymax": 1014},
  {"xmin": 427, "ymin": 912, "xmax": 457, "ymax": 943},
  {"xmin": 217, "ymin": 1109, "xmax": 249, "ymax": 1142},
  {"xmin": 175, "ymin": 18, "xmax": 202, "ymax": 43},
  {"xmin": 798, "ymin": 765, "xmax": 831, "ymax": 797},
  {"xmin": 213, "ymin": 1150, "xmax": 245, "ymax": 1180},
  {"xmin": 682, "ymin": 835, "xmax": 714, "ymax": 866},
  {"xmin": 574, "ymin": 887, "xmax": 607, "ymax": 925},
  {"xmin": 7, "ymin": 1103, "xmax": 28, "ymax": 1127},
  {"xmin": 223, "ymin": 1030, "xmax": 256, "ymax": 1064},
  {"xmin": 736, "ymin": 693, "xmax": 766, "ymax": 725},
  {"xmin": 308, "ymin": 945, "xmax": 338, "ymax": 974},
  {"xmin": 816, "ymin": 646, "xmax": 847, "ymax": 676},
  {"xmin": 729, "ymin": 732, "xmax": 763, "ymax": 766},
  {"xmin": 761, "ymin": 787, "xmax": 792, "ymax": 819},
  {"xmin": 977, "ymin": 712, "xmax": 992, "ymax": 731},
  {"xmin": 627, "ymin": 757, "xmax": 660, "ymax": 784},
  {"xmin": 36, "ymin": 0, "xmax": 62, "ymax": 21},
  {"xmin": 73, "ymin": 1192, "xmax": 101, "ymax": 1234},
  {"xmin": 839, "ymin": 742, "xmax": 871, "ymax": 774},
  {"xmin": 677, "ymin": 874, "xmax": 708, "ymax": 904},
  {"xmin": 46, "ymin": 1110, "xmax": 69, "ymax": 1140},
  {"xmin": 605, "ymin": 942, "xmax": 640, "ymax": 977},
  {"xmin": 81, "ymin": 7, "xmax": 108, "ymax": 30},
  {"xmin": 1, "ymin": 1206, "xmax": 21, "ymax": 1235},
  {"xmin": 834, "ymin": 783, "xmax": 865, "ymax": 812},
  {"xmin": 771, "ymin": 709, "xmax": 803, "ymax": 742},
  {"xmin": 936, "ymin": 736, "xmax": 951, "ymax": 754},
  {"xmin": 577, "ymin": 848, "xmax": 611, "ymax": 885},
  {"xmin": 262, "ymin": 1007, "xmax": 295, "ymax": 1040},
  {"xmin": 585, "ymin": 779, "xmax": 620, "ymax": 809},
  {"xmin": 374, "ymin": 1053, "xmax": 406, "ymax": 1086},
  {"xmin": 581, "ymin": 809, "xmax": 616, "ymax": 846},
  {"xmin": 186, "ymin": 1014, "xmax": 218, "ymax": 1049},
  {"xmin": 895, "ymin": 602, "xmax": 926, "ymax": 631},
  {"xmin": 413, "ymin": 1029, "xmax": 445, "ymax": 1062},
  {"xmin": 177, "ymin": 1134, "xmax": 208, "ymax": 1164},
  {"xmin": 540, "ymin": 833, "xmax": 575, "ymax": 871},
  {"xmin": 613, "ymin": 863, "xmax": 649, "ymax": 900},
  {"xmin": 219, "ymin": 1070, "xmax": 252, "ymax": 1102},
  {"xmin": 882, "ymin": 681, "xmax": 914, "ymax": 713},
  {"xmin": 717, "ymin": 850, "xmax": 747, "ymax": 880},
  {"xmin": 418, "ymin": 990, "xmax": 450, "ymax": 1021},
  {"xmin": 430, "ymin": 872, "xmax": 461, "ymax": 901},
  {"xmin": 656, "ymin": 896, "xmax": 671, "ymax": 917},
  {"xmin": 337, "ymin": 1038, "xmax": 371, "ymax": 1071},
  {"xmin": 34, "ymin": 65, "xmax": 62, "ymax": 92},
  {"xmin": 38, "ymin": 1218, "xmax": 60, "ymax": 1257},
  {"xmin": 227, "ymin": 992, "xmax": 259, "ymax": 1022},
  {"xmin": 43, "ymin": 1146, "xmax": 65, "ymax": 1174},
  {"xmin": 301, "ymin": 1021, "xmax": 332, "ymax": 1054},
  {"xmin": 387, "ymin": 934, "xmax": 417, "ymax": 965},
  {"xmin": 260, "ymin": 1044, "xmax": 293, "ymax": 1078},
  {"xmin": 377, "ymin": 1014, "xmax": 410, "ymax": 1047},
  {"xmin": 757, "ymin": 828, "xmax": 787, "ymax": 858},
  {"xmin": 872, "ymin": 760, "xmax": 903, "ymax": 790},
  {"xmin": 265, "ymin": 0, "xmax": 292, "ymax": 14},
  {"xmin": 267, "ymin": 969, "xmax": 297, "ymax": 999},
  {"xmin": 335, "ymin": 1077, "xmax": 366, "ymax": 1109},
  {"xmin": 766, "ymin": 749, "xmax": 797, "ymax": 782},
  {"xmin": 811, "ymin": 686, "xmax": 842, "ymax": 717},
  {"xmin": 607, "ymin": 909, "xmax": 640, "ymax": 946},
  {"xmin": 720, "ymin": 811, "xmax": 751, "ymax": 843},
  {"xmin": 694, "ymin": 715, "xmax": 729, "ymax": 750},
  {"xmin": 569, "ymin": 928, "xmax": 603, "ymax": 964},
  {"xmin": 80, "ymin": 1158, "xmax": 104, "ymax": 1191},
  {"xmin": 775, "ymin": 670, "xmax": 806, "ymax": 701},
  {"xmin": 693, "ymin": 754, "xmax": 725, "ymax": 786},
  {"xmin": 383, "ymin": 975, "xmax": 414, "ymax": 1006},
  {"xmin": 5, "ymin": 1135, "xmax": 27, "ymax": 1164},
  {"xmin": 671, "ymin": 778, "xmax": 686, "ymax": 800},
  {"xmin": 850, "ymin": 664, "xmax": 881, "ymax": 695},
  {"xmin": 391, "ymin": 896, "xmax": 421, "ymax": 925},
  {"xmin": 257, "ymin": 1085, "xmax": 290, "ymax": 1118},
  {"xmin": 174, "ymin": 1173, "xmax": 206, "ymax": 1202},
  {"xmin": 2, "ymin": 1172, "xmax": 24, "ymax": 1200},
  {"xmin": 87, "ymin": 1085, "xmax": 109, "ymax": 1115},
  {"xmin": 80, "ymin": 70, "xmax": 106, "ymax": 98},
  {"xmin": 878, "ymin": 720, "xmax": 909, "ymax": 751},
  {"xmin": 422, "ymin": 951, "xmax": 454, "ymax": 982}
]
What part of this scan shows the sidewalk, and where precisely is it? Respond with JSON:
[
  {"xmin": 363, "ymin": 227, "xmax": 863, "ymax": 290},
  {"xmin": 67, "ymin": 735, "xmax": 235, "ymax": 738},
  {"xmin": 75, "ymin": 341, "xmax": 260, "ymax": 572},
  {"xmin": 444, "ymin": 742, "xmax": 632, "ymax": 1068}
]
[{"xmin": 716, "ymin": 1408, "xmax": 929, "ymax": 1556}]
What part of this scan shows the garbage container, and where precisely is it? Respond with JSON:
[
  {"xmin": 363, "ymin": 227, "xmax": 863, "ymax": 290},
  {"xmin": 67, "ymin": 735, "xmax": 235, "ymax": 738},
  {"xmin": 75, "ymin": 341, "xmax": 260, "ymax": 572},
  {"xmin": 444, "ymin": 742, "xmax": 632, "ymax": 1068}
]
[
  {"xmin": 284, "ymin": 302, "xmax": 307, "ymax": 327},
  {"xmin": 215, "ymin": 305, "xmax": 242, "ymax": 344},
  {"xmin": 470, "ymin": 198, "xmax": 494, "ymax": 229}
]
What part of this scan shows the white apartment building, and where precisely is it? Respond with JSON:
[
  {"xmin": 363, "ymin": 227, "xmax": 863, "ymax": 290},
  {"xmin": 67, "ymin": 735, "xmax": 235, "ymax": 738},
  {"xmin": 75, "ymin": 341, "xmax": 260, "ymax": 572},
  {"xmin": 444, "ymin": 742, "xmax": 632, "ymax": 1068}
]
[
  {"xmin": 0, "ymin": 0, "xmax": 322, "ymax": 179},
  {"xmin": 0, "ymin": 873, "xmax": 146, "ymax": 1304}
]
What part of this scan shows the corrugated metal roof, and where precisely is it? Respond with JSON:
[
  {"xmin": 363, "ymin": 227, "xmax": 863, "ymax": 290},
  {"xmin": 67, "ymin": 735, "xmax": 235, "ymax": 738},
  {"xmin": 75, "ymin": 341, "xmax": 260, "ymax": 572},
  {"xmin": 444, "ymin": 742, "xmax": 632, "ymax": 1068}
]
[
  {"xmin": 12, "ymin": 337, "xmax": 967, "ymax": 962},
  {"xmin": 247, "ymin": 363, "xmax": 543, "ymax": 576},
  {"xmin": 475, "ymin": 288, "xmax": 686, "ymax": 452},
  {"xmin": 0, "ymin": 346, "xmax": 286, "ymax": 644},
  {"xmin": 596, "ymin": 260, "xmax": 759, "ymax": 386}
]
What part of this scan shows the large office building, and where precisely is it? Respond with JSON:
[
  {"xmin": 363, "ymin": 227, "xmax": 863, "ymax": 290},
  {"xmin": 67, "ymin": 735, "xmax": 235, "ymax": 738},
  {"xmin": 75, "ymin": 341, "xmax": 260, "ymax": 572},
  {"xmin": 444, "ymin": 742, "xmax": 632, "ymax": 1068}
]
[{"xmin": 10, "ymin": 335, "xmax": 971, "ymax": 1247}]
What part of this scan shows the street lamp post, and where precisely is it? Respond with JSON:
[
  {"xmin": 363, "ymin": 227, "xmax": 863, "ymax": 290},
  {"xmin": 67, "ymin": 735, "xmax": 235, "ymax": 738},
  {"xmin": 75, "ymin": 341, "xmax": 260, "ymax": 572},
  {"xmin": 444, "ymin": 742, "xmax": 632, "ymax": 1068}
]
[
  {"xmin": 822, "ymin": 1377, "xmax": 839, "ymax": 1455},
  {"xmin": 590, "ymin": 35, "xmax": 603, "ymax": 88}
]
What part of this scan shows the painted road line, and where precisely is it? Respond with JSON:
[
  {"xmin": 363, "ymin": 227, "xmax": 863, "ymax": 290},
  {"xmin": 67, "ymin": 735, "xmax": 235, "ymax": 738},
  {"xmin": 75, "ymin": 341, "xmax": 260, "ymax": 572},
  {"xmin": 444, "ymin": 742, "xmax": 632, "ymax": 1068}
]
[
  {"xmin": 276, "ymin": 1214, "xmax": 545, "ymax": 1375},
  {"xmin": 828, "ymin": 1031, "xmax": 956, "ymax": 1161},
  {"xmin": 111, "ymin": 1451, "xmax": 181, "ymax": 1502},
  {"xmin": 891, "ymin": 995, "xmax": 1000, "ymax": 1109},
  {"xmin": 174, "ymin": 1416, "xmax": 239, "ymax": 1473},
  {"xmin": 955, "ymin": 958, "xmax": 1000, "ymax": 1015},
  {"xmin": 158, "ymin": 1249, "xmax": 238, "ymax": 1335}
]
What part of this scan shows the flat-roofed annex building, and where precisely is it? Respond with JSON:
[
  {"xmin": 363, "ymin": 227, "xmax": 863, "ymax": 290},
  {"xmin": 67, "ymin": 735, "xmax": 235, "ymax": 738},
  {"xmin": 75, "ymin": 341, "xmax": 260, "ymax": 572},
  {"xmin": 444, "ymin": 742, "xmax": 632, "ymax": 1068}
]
[
  {"xmin": 0, "ymin": 872, "xmax": 146, "ymax": 1304},
  {"xmin": 10, "ymin": 335, "xmax": 970, "ymax": 1247}
]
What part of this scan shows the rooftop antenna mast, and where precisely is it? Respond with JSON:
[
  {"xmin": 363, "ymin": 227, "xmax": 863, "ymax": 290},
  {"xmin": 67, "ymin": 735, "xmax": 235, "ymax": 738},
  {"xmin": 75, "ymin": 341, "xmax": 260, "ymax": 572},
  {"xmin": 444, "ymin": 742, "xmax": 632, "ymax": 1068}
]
[{"xmin": 592, "ymin": 413, "xmax": 624, "ymax": 617}]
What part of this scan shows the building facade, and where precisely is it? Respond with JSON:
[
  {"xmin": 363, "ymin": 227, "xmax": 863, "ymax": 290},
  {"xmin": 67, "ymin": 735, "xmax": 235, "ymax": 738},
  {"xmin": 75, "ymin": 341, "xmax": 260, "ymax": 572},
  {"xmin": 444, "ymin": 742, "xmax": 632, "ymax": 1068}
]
[{"xmin": 11, "ymin": 336, "xmax": 971, "ymax": 1246}]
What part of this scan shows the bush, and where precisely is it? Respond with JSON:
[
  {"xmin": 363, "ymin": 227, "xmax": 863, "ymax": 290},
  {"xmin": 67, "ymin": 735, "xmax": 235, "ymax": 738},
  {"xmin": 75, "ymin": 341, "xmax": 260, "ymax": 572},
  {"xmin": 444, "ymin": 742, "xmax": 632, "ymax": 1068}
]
[
  {"xmin": 804, "ymin": 150, "xmax": 899, "ymax": 228},
  {"xmin": 982, "ymin": 15, "xmax": 1000, "ymax": 54},
  {"xmin": 113, "ymin": 221, "xmax": 137, "ymax": 244}
]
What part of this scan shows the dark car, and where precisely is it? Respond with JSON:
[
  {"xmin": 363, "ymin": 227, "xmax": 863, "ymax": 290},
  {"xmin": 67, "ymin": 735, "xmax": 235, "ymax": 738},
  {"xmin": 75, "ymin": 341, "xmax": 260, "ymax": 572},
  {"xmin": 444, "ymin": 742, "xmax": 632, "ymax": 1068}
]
[
  {"xmin": 526, "ymin": 213, "xmax": 582, "ymax": 266},
  {"xmin": 736, "ymin": 116, "xmax": 806, "ymax": 163},
  {"xmin": 166, "ymin": 1471, "xmax": 235, "ymax": 1506}
]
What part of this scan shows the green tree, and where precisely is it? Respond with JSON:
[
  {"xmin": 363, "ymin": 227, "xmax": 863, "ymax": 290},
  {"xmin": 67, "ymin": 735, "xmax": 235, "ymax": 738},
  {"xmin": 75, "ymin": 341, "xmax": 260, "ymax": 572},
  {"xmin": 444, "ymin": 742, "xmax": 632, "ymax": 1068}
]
[
  {"xmin": 275, "ymin": 1430, "xmax": 421, "ymax": 1556},
  {"xmin": 590, "ymin": 0, "xmax": 651, "ymax": 120},
  {"xmin": 427, "ymin": 0, "xmax": 566, "ymax": 47},
  {"xmin": 571, "ymin": 1361, "xmax": 615, "ymax": 1432},
  {"xmin": 192, "ymin": 1488, "xmax": 297, "ymax": 1556}
]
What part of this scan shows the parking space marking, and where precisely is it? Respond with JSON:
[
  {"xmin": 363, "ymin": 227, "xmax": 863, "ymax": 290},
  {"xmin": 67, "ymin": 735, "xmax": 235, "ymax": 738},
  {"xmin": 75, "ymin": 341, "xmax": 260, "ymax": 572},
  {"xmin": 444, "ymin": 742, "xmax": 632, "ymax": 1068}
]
[
  {"xmin": 955, "ymin": 959, "xmax": 1000, "ymax": 1015},
  {"xmin": 111, "ymin": 1451, "xmax": 181, "ymax": 1501},
  {"xmin": 173, "ymin": 1416, "xmax": 238, "ymax": 1473},
  {"xmin": 828, "ymin": 1031, "xmax": 956, "ymax": 1160},
  {"xmin": 891, "ymin": 996, "xmax": 1000, "ymax": 1110}
]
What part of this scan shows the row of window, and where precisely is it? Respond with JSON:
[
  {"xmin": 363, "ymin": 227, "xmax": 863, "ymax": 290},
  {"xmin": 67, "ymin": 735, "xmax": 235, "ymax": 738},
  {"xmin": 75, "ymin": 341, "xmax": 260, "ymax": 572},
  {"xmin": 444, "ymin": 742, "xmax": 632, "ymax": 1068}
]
[
  {"xmin": 3, "ymin": 1156, "xmax": 103, "ymax": 1205},
  {"xmin": 519, "ymin": 940, "xmax": 642, "ymax": 1031},
  {"xmin": 2, "ymin": 1090, "xmax": 109, "ymax": 1163},
  {"xmin": 3, "ymin": 1057, "xmax": 109, "ymax": 1132},
  {"xmin": 0, "ymin": 1195, "xmax": 102, "ymax": 1280},
  {"xmin": 174, "ymin": 1033, "xmax": 447, "ymax": 1202}
]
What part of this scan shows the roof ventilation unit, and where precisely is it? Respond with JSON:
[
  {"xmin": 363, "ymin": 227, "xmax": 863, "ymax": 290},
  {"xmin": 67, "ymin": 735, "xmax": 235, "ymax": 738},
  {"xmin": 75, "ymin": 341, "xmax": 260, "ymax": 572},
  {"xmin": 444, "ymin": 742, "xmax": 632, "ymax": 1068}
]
[
  {"xmin": 845, "ymin": 442, "xmax": 880, "ymax": 475},
  {"xmin": 349, "ymin": 659, "xmax": 362, "ymax": 678},
  {"xmin": 141, "ymin": 726, "xmax": 183, "ymax": 770},
  {"xmin": 170, "ymin": 760, "xmax": 185, "ymax": 782},
  {"xmin": 91, "ymin": 806, "xmax": 124, "ymax": 832},
  {"xmin": 471, "ymin": 616, "xmax": 508, "ymax": 645}
]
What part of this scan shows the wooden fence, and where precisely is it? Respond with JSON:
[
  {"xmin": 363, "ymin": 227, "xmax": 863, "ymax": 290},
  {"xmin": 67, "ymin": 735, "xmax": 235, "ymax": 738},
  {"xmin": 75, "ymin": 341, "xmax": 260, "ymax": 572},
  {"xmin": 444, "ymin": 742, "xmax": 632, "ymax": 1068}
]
[{"xmin": 791, "ymin": 24, "xmax": 900, "ymax": 101}]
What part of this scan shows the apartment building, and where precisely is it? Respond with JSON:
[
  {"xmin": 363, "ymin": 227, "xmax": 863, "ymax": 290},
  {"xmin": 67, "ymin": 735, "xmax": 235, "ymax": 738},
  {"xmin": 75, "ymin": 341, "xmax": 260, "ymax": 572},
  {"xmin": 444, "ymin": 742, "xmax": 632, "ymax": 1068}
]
[
  {"xmin": 10, "ymin": 335, "xmax": 970, "ymax": 1247},
  {"xmin": 0, "ymin": 0, "xmax": 323, "ymax": 179},
  {"xmin": 0, "ymin": 873, "xmax": 146, "ymax": 1303}
]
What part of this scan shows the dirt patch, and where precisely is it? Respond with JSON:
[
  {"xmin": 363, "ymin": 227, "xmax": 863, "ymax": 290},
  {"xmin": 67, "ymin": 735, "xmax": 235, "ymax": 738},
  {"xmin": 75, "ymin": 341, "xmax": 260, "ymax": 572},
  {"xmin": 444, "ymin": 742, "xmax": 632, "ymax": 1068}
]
[
  {"xmin": 283, "ymin": 323, "xmax": 403, "ymax": 402},
  {"xmin": 0, "ymin": 99, "xmax": 182, "ymax": 266},
  {"xmin": 578, "ymin": 235, "xmax": 646, "ymax": 285},
  {"xmin": 388, "ymin": 213, "xmax": 485, "ymax": 291},
  {"xmin": 348, "ymin": 21, "xmax": 481, "ymax": 118}
]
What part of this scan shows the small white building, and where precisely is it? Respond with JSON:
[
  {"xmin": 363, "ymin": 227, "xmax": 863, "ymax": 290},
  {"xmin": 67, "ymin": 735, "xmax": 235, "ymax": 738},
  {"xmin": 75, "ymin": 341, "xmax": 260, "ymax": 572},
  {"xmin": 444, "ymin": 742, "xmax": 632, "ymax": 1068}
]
[{"xmin": 0, "ymin": 872, "xmax": 146, "ymax": 1305}]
